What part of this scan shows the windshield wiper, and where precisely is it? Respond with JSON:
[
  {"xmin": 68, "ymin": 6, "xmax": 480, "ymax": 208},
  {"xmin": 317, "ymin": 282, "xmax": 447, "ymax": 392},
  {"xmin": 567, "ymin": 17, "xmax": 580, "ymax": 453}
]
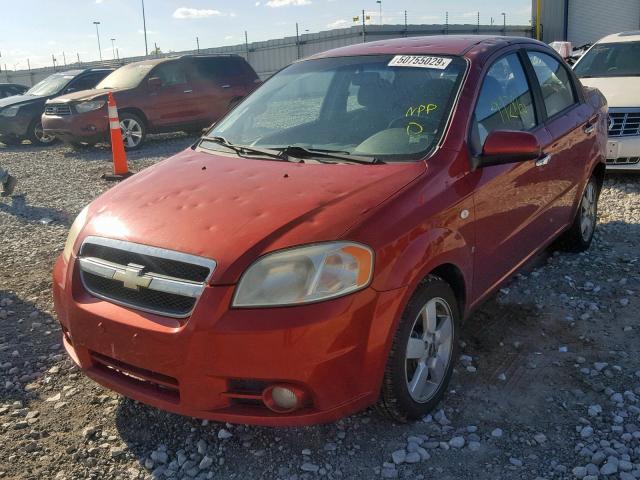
[
  {"xmin": 202, "ymin": 136, "xmax": 296, "ymax": 162},
  {"xmin": 275, "ymin": 145, "xmax": 382, "ymax": 164}
]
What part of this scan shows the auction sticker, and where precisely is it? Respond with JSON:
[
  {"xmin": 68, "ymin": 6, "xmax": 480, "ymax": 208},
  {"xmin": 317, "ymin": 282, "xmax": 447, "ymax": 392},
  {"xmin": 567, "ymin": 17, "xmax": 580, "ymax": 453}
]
[{"xmin": 388, "ymin": 55, "xmax": 452, "ymax": 70}]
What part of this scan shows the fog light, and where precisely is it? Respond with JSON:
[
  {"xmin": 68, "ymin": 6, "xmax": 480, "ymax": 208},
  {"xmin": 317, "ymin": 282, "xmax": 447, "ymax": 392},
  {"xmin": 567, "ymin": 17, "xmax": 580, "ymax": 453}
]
[
  {"xmin": 272, "ymin": 387, "xmax": 297, "ymax": 409},
  {"xmin": 262, "ymin": 384, "xmax": 309, "ymax": 413}
]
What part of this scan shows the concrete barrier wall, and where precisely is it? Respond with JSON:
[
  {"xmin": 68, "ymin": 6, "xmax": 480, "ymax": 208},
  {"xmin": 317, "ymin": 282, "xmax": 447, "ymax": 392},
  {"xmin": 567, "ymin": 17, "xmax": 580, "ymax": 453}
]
[{"xmin": 2, "ymin": 24, "xmax": 532, "ymax": 86}]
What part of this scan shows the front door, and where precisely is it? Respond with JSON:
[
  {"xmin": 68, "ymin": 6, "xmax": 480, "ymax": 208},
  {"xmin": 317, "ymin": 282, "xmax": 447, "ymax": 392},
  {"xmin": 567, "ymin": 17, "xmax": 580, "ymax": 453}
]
[{"xmin": 145, "ymin": 60, "xmax": 200, "ymax": 128}]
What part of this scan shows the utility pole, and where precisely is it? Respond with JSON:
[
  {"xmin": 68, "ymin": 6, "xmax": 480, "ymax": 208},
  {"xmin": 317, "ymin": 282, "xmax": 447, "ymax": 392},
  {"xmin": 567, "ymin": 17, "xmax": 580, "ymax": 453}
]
[
  {"xmin": 77, "ymin": 53, "xmax": 81, "ymax": 64},
  {"xmin": 116, "ymin": 48, "xmax": 119, "ymax": 61},
  {"xmin": 196, "ymin": 36, "xmax": 200, "ymax": 54},
  {"xmin": 93, "ymin": 21, "xmax": 102, "ymax": 61},
  {"xmin": 445, "ymin": 11, "xmax": 449, "ymax": 34},
  {"xmin": 154, "ymin": 42, "xmax": 158, "ymax": 56},
  {"xmin": 361, "ymin": 9, "xmax": 366, "ymax": 43},
  {"xmin": 111, "ymin": 38, "xmax": 116, "ymax": 59},
  {"xmin": 501, "ymin": 12, "xmax": 506, "ymax": 35},
  {"xmin": 52, "ymin": 54, "xmax": 56, "ymax": 71},
  {"xmin": 295, "ymin": 23, "xmax": 301, "ymax": 59},
  {"xmin": 63, "ymin": 51, "xmax": 67, "ymax": 66},
  {"xmin": 536, "ymin": 0, "xmax": 542, "ymax": 40},
  {"xmin": 376, "ymin": 0, "xmax": 382, "ymax": 25},
  {"xmin": 27, "ymin": 59, "xmax": 30, "ymax": 71},
  {"xmin": 477, "ymin": 12, "xmax": 480, "ymax": 34},
  {"xmin": 404, "ymin": 10, "xmax": 407, "ymax": 36},
  {"xmin": 141, "ymin": 0, "xmax": 149, "ymax": 56},
  {"xmin": 244, "ymin": 30, "xmax": 249, "ymax": 60}
]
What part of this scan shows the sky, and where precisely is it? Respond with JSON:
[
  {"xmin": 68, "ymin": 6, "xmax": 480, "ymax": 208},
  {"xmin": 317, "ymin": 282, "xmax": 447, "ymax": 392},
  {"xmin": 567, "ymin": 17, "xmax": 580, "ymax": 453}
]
[{"xmin": 0, "ymin": 0, "xmax": 532, "ymax": 70}]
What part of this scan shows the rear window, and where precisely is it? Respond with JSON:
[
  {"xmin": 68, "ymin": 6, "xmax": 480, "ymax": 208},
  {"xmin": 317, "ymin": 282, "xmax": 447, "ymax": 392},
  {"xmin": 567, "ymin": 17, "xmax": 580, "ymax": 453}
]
[{"xmin": 193, "ymin": 57, "xmax": 258, "ymax": 83}]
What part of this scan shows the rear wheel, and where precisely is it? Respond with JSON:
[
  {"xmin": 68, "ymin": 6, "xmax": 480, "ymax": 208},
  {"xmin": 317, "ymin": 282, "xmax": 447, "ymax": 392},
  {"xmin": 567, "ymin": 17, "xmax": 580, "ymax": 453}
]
[
  {"xmin": 27, "ymin": 120, "xmax": 56, "ymax": 146},
  {"xmin": 377, "ymin": 275, "xmax": 460, "ymax": 422},
  {"xmin": 557, "ymin": 176, "xmax": 599, "ymax": 252},
  {"xmin": 119, "ymin": 112, "xmax": 145, "ymax": 150}
]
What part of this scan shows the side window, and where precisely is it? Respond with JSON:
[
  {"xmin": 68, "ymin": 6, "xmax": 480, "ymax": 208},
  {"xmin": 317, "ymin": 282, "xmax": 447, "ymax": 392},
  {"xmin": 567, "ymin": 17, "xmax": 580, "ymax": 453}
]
[
  {"xmin": 153, "ymin": 62, "xmax": 187, "ymax": 87},
  {"xmin": 527, "ymin": 51, "xmax": 576, "ymax": 117},
  {"xmin": 67, "ymin": 74, "xmax": 103, "ymax": 92},
  {"xmin": 473, "ymin": 53, "xmax": 537, "ymax": 148}
]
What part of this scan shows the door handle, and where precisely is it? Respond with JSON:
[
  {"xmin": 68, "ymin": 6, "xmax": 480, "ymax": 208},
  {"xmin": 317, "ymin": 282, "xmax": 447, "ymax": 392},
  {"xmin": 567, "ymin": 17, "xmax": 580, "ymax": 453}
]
[
  {"xmin": 220, "ymin": 84, "xmax": 231, "ymax": 89},
  {"xmin": 535, "ymin": 154, "xmax": 552, "ymax": 167},
  {"xmin": 183, "ymin": 89, "xmax": 193, "ymax": 93}
]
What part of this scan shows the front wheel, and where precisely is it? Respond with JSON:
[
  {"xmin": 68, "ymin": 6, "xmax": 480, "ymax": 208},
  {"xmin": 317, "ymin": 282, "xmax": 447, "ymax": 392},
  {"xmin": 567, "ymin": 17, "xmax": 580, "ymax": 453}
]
[
  {"xmin": 377, "ymin": 275, "xmax": 460, "ymax": 422},
  {"xmin": 557, "ymin": 176, "xmax": 599, "ymax": 252},
  {"xmin": 119, "ymin": 112, "xmax": 146, "ymax": 150},
  {"xmin": 27, "ymin": 120, "xmax": 57, "ymax": 146}
]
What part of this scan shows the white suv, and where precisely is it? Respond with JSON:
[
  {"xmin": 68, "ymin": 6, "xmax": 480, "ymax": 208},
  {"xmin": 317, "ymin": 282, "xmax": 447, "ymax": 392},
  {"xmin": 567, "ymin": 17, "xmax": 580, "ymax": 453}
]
[{"xmin": 574, "ymin": 31, "xmax": 640, "ymax": 171}]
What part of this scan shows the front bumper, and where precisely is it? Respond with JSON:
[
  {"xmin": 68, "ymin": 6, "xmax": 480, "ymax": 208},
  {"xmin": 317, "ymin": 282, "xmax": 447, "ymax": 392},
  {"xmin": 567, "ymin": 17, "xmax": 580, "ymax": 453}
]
[
  {"xmin": 53, "ymin": 255, "xmax": 406, "ymax": 426},
  {"xmin": 606, "ymin": 136, "xmax": 640, "ymax": 171},
  {"xmin": 41, "ymin": 109, "xmax": 109, "ymax": 143},
  {"xmin": 0, "ymin": 114, "xmax": 30, "ymax": 139}
]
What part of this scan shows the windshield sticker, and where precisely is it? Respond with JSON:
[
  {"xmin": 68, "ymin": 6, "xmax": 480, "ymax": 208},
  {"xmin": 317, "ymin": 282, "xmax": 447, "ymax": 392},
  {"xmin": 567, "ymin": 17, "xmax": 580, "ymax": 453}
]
[{"xmin": 388, "ymin": 55, "xmax": 452, "ymax": 70}]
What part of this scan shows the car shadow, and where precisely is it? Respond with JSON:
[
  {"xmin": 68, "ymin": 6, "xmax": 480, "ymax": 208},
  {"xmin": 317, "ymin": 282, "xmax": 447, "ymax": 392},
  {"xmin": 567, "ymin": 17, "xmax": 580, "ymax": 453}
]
[
  {"xmin": 0, "ymin": 194, "xmax": 71, "ymax": 226},
  {"xmin": 0, "ymin": 291, "xmax": 63, "ymax": 407}
]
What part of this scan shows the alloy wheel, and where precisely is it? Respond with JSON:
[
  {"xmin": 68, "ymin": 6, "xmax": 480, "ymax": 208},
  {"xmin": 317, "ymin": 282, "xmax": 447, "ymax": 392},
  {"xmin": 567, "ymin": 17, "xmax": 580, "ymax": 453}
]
[
  {"xmin": 580, "ymin": 182, "xmax": 597, "ymax": 241},
  {"xmin": 120, "ymin": 118, "xmax": 143, "ymax": 148},
  {"xmin": 34, "ymin": 122, "xmax": 56, "ymax": 144},
  {"xmin": 405, "ymin": 297, "xmax": 454, "ymax": 403}
]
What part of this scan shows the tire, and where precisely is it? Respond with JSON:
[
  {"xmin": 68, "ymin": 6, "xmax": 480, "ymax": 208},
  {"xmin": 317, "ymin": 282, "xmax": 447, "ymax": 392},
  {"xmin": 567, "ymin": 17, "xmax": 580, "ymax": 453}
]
[
  {"xmin": 27, "ymin": 120, "xmax": 57, "ymax": 146},
  {"xmin": 557, "ymin": 175, "xmax": 599, "ymax": 252},
  {"xmin": 119, "ymin": 112, "xmax": 146, "ymax": 150},
  {"xmin": 377, "ymin": 275, "xmax": 460, "ymax": 422}
]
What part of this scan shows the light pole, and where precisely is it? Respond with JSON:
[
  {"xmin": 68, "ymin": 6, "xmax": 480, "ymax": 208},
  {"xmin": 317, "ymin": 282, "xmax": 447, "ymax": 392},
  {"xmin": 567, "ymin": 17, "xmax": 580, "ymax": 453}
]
[
  {"xmin": 501, "ymin": 12, "xmax": 506, "ymax": 35},
  {"xmin": 376, "ymin": 0, "xmax": 382, "ymax": 25},
  {"xmin": 110, "ymin": 38, "xmax": 116, "ymax": 60},
  {"xmin": 141, "ymin": 0, "xmax": 149, "ymax": 56},
  {"xmin": 93, "ymin": 21, "xmax": 102, "ymax": 61}
]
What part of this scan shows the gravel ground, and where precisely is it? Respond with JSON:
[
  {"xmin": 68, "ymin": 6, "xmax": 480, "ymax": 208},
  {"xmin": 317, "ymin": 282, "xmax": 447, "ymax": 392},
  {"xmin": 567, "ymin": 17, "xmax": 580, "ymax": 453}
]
[{"xmin": 1, "ymin": 138, "xmax": 639, "ymax": 480}]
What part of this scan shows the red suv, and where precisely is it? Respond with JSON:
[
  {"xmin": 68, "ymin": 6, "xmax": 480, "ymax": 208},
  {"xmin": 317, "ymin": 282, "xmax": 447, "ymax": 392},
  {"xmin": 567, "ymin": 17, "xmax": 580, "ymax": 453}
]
[
  {"xmin": 53, "ymin": 36, "xmax": 607, "ymax": 426},
  {"xmin": 42, "ymin": 55, "xmax": 259, "ymax": 149}
]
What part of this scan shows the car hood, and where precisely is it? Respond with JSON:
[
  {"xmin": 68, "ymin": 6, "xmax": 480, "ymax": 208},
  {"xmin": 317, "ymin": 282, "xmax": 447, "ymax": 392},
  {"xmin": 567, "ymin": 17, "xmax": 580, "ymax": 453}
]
[
  {"xmin": 579, "ymin": 77, "xmax": 640, "ymax": 108},
  {"xmin": 49, "ymin": 88, "xmax": 126, "ymax": 104},
  {"xmin": 0, "ymin": 94, "xmax": 43, "ymax": 109},
  {"xmin": 79, "ymin": 147, "xmax": 424, "ymax": 284}
]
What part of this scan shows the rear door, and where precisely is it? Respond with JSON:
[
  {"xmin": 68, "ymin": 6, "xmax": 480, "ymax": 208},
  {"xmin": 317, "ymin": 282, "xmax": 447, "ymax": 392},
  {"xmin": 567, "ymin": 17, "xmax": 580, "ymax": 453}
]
[
  {"xmin": 524, "ymin": 49, "xmax": 596, "ymax": 232},
  {"xmin": 470, "ymin": 51, "xmax": 552, "ymax": 299},
  {"xmin": 145, "ymin": 60, "xmax": 200, "ymax": 128}
]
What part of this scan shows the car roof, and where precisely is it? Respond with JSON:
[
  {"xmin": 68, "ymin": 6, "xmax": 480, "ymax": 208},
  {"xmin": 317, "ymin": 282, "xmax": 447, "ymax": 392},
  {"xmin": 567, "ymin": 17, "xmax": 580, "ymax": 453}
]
[
  {"xmin": 597, "ymin": 31, "xmax": 640, "ymax": 44},
  {"xmin": 306, "ymin": 35, "xmax": 547, "ymax": 61}
]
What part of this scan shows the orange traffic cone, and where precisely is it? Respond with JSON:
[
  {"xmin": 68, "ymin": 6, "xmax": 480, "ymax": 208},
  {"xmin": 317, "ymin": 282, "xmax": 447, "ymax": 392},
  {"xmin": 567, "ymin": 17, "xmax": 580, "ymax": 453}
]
[{"xmin": 102, "ymin": 92, "xmax": 132, "ymax": 181}]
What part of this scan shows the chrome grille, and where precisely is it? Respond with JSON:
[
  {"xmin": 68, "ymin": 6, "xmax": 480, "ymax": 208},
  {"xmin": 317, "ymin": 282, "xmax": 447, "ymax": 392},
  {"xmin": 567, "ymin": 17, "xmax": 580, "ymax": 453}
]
[
  {"xmin": 44, "ymin": 104, "xmax": 72, "ymax": 116},
  {"xmin": 78, "ymin": 236, "xmax": 216, "ymax": 318},
  {"xmin": 606, "ymin": 157, "xmax": 640, "ymax": 166},
  {"xmin": 609, "ymin": 110, "xmax": 640, "ymax": 137}
]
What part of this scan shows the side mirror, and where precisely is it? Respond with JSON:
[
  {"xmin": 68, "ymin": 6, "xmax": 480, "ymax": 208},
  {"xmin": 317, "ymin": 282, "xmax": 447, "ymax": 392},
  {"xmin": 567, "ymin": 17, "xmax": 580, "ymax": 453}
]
[
  {"xmin": 472, "ymin": 130, "xmax": 541, "ymax": 170},
  {"xmin": 148, "ymin": 77, "xmax": 162, "ymax": 89}
]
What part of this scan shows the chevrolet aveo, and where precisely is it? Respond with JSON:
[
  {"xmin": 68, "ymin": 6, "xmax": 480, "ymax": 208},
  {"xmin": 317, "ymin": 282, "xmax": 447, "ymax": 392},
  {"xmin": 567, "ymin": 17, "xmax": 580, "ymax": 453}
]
[{"xmin": 53, "ymin": 36, "xmax": 607, "ymax": 426}]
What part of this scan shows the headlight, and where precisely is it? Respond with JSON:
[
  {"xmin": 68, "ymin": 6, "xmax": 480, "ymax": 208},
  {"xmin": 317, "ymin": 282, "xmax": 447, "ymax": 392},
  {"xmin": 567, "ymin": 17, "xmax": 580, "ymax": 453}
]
[
  {"xmin": 233, "ymin": 242, "xmax": 374, "ymax": 307},
  {"xmin": 0, "ymin": 106, "xmax": 20, "ymax": 117},
  {"xmin": 75, "ymin": 100, "xmax": 105, "ymax": 113},
  {"xmin": 62, "ymin": 206, "xmax": 89, "ymax": 263}
]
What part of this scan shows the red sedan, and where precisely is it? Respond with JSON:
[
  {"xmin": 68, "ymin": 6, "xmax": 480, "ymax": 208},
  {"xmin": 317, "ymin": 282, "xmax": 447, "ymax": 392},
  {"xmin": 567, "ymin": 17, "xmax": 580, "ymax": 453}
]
[{"xmin": 53, "ymin": 35, "xmax": 607, "ymax": 426}]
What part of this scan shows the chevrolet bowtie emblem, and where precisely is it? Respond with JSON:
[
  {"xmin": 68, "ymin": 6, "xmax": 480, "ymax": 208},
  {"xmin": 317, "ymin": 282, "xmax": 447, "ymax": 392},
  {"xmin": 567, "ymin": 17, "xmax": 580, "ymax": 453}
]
[{"xmin": 112, "ymin": 263, "xmax": 152, "ymax": 291}]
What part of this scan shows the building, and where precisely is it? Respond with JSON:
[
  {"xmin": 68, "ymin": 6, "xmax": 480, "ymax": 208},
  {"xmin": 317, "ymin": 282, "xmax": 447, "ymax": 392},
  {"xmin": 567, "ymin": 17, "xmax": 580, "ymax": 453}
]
[{"xmin": 534, "ymin": 0, "xmax": 640, "ymax": 46}]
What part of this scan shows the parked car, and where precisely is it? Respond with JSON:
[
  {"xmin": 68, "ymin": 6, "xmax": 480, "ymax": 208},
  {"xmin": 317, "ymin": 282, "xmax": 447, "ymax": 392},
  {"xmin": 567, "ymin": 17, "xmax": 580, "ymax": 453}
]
[
  {"xmin": 53, "ymin": 35, "xmax": 606, "ymax": 426},
  {"xmin": 42, "ymin": 55, "xmax": 260, "ymax": 149},
  {"xmin": 0, "ymin": 83, "xmax": 28, "ymax": 99},
  {"xmin": 0, "ymin": 69, "xmax": 112, "ymax": 146},
  {"xmin": 573, "ymin": 31, "xmax": 640, "ymax": 171}
]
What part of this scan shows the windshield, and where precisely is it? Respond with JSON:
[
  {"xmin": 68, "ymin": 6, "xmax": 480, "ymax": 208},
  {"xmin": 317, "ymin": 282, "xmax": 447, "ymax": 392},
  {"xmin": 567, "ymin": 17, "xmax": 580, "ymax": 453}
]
[
  {"xmin": 206, "ymin": 54, "xmax": 466, "ymax": 161},
  {"xmin": 26, "ymin": 74, "xmax": 74, "ymax": 96},
  {"xmin": 574, "ymin": 41, "xmax": 640, "ymax": 77},
  {"xmin": 96, "ymin": 63, "xmax": 154, "ymax": 89}
]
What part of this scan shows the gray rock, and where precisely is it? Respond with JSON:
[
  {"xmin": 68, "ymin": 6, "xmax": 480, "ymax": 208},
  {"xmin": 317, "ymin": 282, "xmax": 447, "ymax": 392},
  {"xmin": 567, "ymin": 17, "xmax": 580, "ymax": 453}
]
[
  {"xmin": 449, "ymin": 436, "xmax": 465, "ymax": 449},
  {"xmin": 600, "ymin": 462, "xmax": 618, "ymax": 475},
  {"xmin": 391, "ymin": 449, "xmax": 406, "ymax": 465},
  {"xmin": 491, "ymin": 428, "xmax": 503, "ymax": 438},
  {"xmin": 301, "ymin": 463, "xmax": 320, "ymax": 473},
  {"xmin": 217, "ymin": 429, "xmax": 233, "ymax": 440}
]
